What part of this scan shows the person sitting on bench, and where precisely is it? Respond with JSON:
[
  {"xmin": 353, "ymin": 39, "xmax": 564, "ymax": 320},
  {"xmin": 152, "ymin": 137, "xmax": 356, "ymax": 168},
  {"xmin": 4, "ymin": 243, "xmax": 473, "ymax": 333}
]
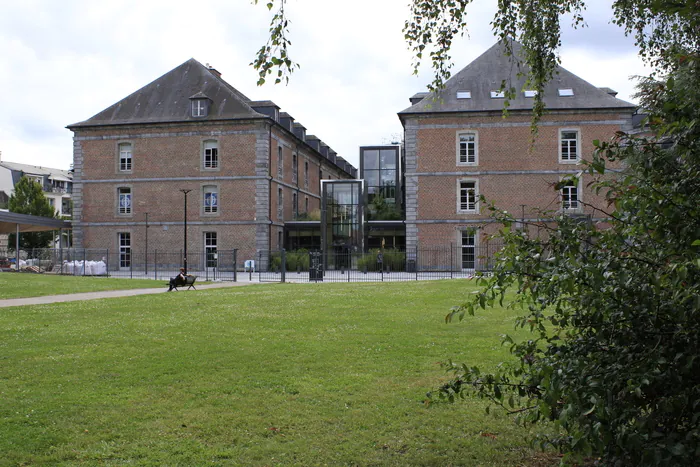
[{"xmin": 168, "ymin": 268, "xmax": 187, "ymax": 292}]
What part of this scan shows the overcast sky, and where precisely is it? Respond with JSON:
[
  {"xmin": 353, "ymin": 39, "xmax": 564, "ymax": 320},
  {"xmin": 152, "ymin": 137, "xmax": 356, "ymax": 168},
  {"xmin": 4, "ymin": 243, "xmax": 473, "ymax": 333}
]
[{"xmin": 0, "ymin": 0, "xmax": 650, "ymax": 171}]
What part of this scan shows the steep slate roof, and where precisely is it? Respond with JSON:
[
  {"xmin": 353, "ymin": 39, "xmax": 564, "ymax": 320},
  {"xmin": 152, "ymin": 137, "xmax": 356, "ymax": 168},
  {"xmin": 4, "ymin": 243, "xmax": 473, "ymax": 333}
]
[
  {"xmin": 399, "ymin": 41, "xmax": 636, "ymax": 116},
  {"xmin": 68, "ymin": 59, "xmax": 264, "ymax": 128}
]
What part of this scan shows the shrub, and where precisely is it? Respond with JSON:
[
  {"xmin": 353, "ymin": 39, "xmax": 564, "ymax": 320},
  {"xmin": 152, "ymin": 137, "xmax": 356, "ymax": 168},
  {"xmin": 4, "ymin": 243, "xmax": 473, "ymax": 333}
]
[{"xmin": 357, "ymin": 249, "xmax": 405, "ymax": 272}]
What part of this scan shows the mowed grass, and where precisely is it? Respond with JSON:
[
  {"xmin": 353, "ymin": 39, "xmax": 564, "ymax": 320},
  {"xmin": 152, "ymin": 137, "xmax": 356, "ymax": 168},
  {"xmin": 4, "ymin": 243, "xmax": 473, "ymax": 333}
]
[
  {"xmin": 0, "ymin": 273, "xmax": 165, "ymax": 299},
  {"xmin": 0, "ymin": 280, "xmax": 553, "ymax": 466}
]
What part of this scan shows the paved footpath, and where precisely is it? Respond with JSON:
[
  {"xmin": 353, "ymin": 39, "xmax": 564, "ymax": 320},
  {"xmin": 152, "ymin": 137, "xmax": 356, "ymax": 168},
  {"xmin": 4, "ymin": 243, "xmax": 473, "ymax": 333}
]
[{"xmin": 0, "ymin": 281, "xmax": 259, "ymax": 308}]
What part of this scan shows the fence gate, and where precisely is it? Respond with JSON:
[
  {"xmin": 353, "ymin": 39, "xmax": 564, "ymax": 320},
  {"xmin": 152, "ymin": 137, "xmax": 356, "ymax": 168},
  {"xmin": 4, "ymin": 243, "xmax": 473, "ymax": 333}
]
[{"xmin": 255, "ymin": 250, "xmax": 286, "ymax": 283}]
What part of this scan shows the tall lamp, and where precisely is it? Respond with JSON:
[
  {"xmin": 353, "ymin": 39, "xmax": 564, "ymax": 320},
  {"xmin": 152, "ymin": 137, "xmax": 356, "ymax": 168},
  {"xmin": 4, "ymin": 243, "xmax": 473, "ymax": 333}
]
[{"xmin": 180, "ymin": 189, "xmax": 192, "ymax": 274}]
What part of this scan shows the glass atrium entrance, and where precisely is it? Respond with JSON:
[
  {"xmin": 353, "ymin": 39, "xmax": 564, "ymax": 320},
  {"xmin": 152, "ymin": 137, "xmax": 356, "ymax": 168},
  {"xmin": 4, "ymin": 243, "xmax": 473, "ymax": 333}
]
[{"xmin": 321, "ymin": 180, "xmax": 364, "ymax": 269}]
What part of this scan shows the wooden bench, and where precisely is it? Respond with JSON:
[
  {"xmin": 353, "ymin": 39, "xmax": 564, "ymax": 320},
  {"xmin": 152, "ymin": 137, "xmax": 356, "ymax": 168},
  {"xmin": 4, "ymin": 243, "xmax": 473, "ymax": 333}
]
[{"xmin": 172, "ymin": 275, "xmax": 197, "ymax": 291}]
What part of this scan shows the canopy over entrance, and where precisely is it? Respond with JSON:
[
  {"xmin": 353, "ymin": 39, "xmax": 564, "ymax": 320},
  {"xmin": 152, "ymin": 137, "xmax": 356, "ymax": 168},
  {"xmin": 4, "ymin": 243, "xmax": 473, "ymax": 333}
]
[{"xmin": 0, "ymin": 211, "xmax": 71, "ymax": 234}]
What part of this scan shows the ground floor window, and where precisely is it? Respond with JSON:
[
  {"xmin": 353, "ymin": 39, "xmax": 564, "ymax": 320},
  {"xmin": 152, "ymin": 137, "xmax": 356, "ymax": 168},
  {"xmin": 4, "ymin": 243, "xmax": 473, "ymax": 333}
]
[
  {"xmin": 119, "ymin": 232, "xmax": 131, "ymax": 268},
  {"xmin": 204, "ymin": 232, "xmax": 217, "ymax": 268},
  {"xmin": 461, "ymin": 230, "xmax": 475, "ymax": 270}
]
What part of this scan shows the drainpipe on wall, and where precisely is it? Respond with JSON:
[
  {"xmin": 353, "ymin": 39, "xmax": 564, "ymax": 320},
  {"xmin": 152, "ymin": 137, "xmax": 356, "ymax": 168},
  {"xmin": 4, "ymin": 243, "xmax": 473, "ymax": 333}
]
[{"xmin": 268, "ymin": 123, "xmax": 272, "ymax": 252}]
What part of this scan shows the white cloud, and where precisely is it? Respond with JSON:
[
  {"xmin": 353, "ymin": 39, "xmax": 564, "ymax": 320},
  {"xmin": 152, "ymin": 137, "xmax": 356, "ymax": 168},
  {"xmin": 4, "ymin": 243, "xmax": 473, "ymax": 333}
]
[{"xmin": 0, "ymin": 0, "xmax": 648, "ymax": 170}]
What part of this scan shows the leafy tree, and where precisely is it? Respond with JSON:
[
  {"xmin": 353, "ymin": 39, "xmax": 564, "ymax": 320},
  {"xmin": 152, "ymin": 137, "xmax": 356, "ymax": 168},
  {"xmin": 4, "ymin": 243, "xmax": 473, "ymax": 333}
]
[
  {"xmin": 434, "ymin": 55, "xmax": 700, "ymax": 464},
  {"xmin": 8, "ymin": 176, "xmax": 56, "ymax": 251}
]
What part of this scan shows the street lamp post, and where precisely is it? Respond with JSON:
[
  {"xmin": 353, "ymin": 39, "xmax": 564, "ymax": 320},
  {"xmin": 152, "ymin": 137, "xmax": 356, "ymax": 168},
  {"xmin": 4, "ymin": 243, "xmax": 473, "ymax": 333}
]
[
  {"xmin": 180, "ymin": 189, "xmax": 192, "ymax": 274},
  {"xmin": 144, "ymin": 212, "xmax": 149, "ymax": 275}
]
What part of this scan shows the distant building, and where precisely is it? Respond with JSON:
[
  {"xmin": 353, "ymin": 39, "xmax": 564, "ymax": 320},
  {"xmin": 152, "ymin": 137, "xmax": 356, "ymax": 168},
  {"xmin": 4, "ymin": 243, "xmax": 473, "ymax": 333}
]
[{"xmin": 0, "ymin": 156, "xmax": 73, "ymax": 249}]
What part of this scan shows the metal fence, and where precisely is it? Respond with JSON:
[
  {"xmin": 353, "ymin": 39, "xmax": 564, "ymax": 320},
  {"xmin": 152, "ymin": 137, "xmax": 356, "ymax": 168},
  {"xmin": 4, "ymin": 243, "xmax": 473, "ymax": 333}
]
[
  {"xmin": 0, "ymin": 248, "xmax": 238, "ymax": 282},
  {"xmin": 248, "ymin": 243, "xmax": 503, "ymax": 283},
  {"xmin": 1, "ymin": 243, "xmax": 503, "ymax": 283}
]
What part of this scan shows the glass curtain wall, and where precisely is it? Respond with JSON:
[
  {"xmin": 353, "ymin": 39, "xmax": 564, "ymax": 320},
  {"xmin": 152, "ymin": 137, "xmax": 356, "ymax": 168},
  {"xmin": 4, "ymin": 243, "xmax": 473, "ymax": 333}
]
[
  {"xmin": 361, "ymin": 147, "xmax": 399, "ymax": 206},
  {"xmin": 321, "ymin": 180, "xmax": 364, "ymax": 269}
]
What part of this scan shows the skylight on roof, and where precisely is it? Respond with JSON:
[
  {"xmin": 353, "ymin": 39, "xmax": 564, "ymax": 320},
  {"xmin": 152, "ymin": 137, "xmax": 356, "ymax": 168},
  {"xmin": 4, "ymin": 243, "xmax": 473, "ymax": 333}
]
[
  {"xmin": 456, "ymin": 91, "xmax": 472, "ymax": 99},
  {"xmin": 490, "ymin": 91, "xmax": 505, "ymax": 99},
  {"xmin": 558, "ymin": 88, "xmax": 574, "ymax": 97},
  {"xmin": 523, "ymin": 90, "xmax": 538, "ymax": 98}
]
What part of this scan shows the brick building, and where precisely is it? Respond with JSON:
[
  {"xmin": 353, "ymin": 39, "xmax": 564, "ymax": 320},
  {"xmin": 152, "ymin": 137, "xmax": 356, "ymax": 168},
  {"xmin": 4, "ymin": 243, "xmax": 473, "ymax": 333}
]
[
  {"xmin": 67, "ymin": 59, "xmax": 355, "ymax": 269},
  {"xmin": 397, "ymin": 41, "xmax": 637, "ymax": 265}
]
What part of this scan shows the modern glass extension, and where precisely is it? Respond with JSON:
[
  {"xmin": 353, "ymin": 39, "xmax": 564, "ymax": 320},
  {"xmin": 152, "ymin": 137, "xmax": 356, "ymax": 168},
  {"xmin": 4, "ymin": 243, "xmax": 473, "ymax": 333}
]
[{"xmin": 321, "ymin": 180, "xmax": 364, "ymax": 269}]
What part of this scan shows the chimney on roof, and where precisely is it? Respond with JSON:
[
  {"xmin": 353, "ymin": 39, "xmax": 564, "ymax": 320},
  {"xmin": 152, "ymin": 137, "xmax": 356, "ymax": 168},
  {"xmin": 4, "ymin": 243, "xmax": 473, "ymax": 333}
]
[
  {"xmin": 599, "ymin": 87, "xmax": 618, "ymax": 97},
  {"xmin": 206, "ymin": 63, "xmax": 222, "ymax": 78},
  {"xmin": 410, "ymin": 92, "xmax": 429, "ymax": 105}
]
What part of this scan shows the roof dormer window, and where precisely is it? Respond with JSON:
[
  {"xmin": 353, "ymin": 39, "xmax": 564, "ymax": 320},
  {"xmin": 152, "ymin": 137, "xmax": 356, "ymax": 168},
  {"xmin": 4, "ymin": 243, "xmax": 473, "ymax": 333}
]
[
  {"xmin": 523, "ymin": 90, "xmax": 538, "ymax": 98},
  {"xmin": 192, "ymin": 99, "xmax": 208, "ymax": 117},
  {"xmin": 558, "ymin": 88, "xmax": 574, "ymax": 97},
  {"xmin": 456, "ymin": 91, "xmax": 472, "ymax": 99},
  {"xmin": 189, "ymin": 92, "xmax": 211, "ymax": 118},
  {"xmin": 490, "ymin": 90, "xmax": 505, "ymax": 99}
]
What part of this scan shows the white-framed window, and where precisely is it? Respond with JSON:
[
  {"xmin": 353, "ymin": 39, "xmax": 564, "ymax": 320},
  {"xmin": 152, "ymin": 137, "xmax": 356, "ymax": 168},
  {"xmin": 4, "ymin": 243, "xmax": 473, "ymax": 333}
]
[
  {"xmin": 292, "ymin": 153, "xmax": 298, "ymax": 184},
  {"xmin": 561, "ymin": 178, "xmax": 581, "ymax": 212},
  {"xmin": 456, "ymin": 90, "xmax": 472, "ymax": 99},
  {"xmin": 490, "ymin": 90, "xmax": 505, "ymax": 98},
  {"xmin": 461, "ymin": 229, "xmax": 476, "ymax": 270},
  {"xmin": 192, "ymin": 99, "xmax": 208, "ymax": 117},
  {"xmin": 304, "ymin": 160, "xmax": 309, "ymax": 188},
  {"xmin": 457, "ymin": 179, "xmax": 478, "ymax": 213},
  {"xmin": 118, "ymin": 232, "xmax": 131, "ymax": 268},
  {"xmin": 204, "ymin": 232, "xmax": 217, "ymax": 268},
  {"xmin": 277, "ymin": 146, "xmax": 283, "ymax": 178},
  {"xmin": 203, "ymin": 185, "xmax": 218, "ymax": 214},
  {"xmin": 117, "ymin": 187, "xmax": 132, "ymax": 215},
  {"xmin": 277, "ymin": 187, "xmax": 284, "ymax": 220},
  {"xmin": 457, "ymin": 131, "xmax": 478, "ymax": 165},
  {"xmin": 118, "ymin": 142, "xmax": 132, "ymax": 172},
  {"xmin": 559, "ymin": 129, "xmax": 580, "ymax": 163},
  {"xmin": 203, "ymin": 140, "xmax": 219, "ymax": 169},
  {"xmin": 523, "ymin": 90, "xmax": 538, "ymax": 98}
]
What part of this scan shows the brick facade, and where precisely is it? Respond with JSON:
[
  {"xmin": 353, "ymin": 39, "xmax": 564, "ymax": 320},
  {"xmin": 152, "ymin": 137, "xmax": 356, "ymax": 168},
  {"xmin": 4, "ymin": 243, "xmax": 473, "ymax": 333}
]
[
  {"xmin": 402, "ymin": 110, "xmax": 633, "ymax": 250},
  {"xmin": 68, "ymin": 59, "xmax": 354, "ymax": 267}
]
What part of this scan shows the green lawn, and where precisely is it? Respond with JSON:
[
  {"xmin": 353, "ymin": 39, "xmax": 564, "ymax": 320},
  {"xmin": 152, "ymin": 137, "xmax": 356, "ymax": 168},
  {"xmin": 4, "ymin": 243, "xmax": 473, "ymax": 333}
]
[
  {"xmin": 0, "ymin": 280, "xmax": 555, "ymax": 466},
  {"xmin": 0, "ymin": 273, "xmax": 165, "ymax": 299}
]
